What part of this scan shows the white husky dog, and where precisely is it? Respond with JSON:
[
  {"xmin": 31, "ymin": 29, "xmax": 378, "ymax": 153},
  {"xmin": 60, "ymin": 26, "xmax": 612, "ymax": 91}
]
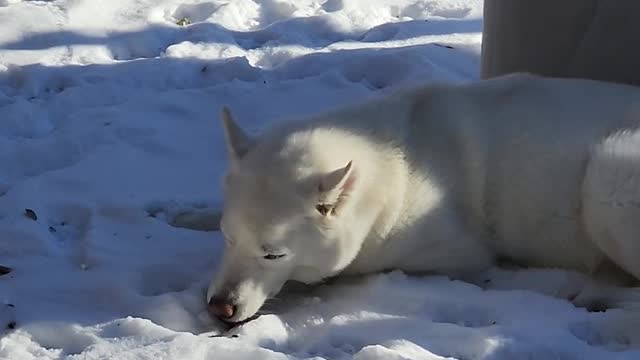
[{"xmin": 205, "ymin": 73, "xmax": 640, "ymax": 324}]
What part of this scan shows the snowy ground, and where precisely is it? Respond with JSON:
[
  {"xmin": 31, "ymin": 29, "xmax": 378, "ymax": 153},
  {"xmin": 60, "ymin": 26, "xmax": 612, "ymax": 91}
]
[{"xmin": 0, "ymin": 1, "xmax": 639, "ymax": 359}]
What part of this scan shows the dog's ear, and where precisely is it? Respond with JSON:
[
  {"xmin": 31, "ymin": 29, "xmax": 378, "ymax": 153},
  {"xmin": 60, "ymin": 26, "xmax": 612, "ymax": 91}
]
[
  {"xmin": 221, "ymin": 106, "xmax": 255, "ymax": 163},
  {"xmin": 316, "ymin": 161, "xmax": 355, "ymax": 216}
]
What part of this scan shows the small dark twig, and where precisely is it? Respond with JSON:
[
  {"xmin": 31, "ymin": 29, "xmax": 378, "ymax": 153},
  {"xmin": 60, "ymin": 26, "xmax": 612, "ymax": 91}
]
[
  {"xmin": 433, "ymin": 43, "xmax": 455, "ymax": 49},
  {"xmin": 24, "ymin": 208, "xmax": 37, "ymax": 221},
  {"xmin": 0, "ymin": 265, "xmax": 12, "ymax": 276}
]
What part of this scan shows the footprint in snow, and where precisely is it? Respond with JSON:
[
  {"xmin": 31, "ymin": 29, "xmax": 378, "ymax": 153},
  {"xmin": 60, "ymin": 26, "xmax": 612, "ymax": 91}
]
[
  {"xmin": 145, "ymin": 201, "xmax": 222, "ymax": 232},
  {"xmin": 569, "ymin": 312, "xmax": 640, "ymax": 351}
]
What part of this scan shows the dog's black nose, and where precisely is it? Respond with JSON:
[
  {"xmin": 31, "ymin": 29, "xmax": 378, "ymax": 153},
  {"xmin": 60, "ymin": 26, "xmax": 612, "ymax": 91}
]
[{"xmin": 208, "ymin": 297, "xmax": 235, "ymax": 319}]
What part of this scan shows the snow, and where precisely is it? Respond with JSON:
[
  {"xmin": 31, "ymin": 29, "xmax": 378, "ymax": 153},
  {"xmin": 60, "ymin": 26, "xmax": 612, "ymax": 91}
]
[{"xmin": 0, "ymin": 0, "xmax": 638, "ymax": 359}]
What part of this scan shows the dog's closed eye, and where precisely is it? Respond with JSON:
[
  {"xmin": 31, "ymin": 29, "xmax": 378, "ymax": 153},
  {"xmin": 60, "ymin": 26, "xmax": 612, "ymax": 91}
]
[
  {"xmin": 315, "ymin": 204, "xmax": 333, "ymax": 216},
  {"xmin": 263, "ymin": 254, "xmax": 286, "ymax": 260}
]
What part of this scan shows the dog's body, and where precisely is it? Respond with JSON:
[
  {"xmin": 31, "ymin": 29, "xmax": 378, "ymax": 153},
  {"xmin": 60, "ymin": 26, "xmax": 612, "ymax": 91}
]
[{"xmin": 206, "ymin": 74, "xmax": 640, "ymax": 323}]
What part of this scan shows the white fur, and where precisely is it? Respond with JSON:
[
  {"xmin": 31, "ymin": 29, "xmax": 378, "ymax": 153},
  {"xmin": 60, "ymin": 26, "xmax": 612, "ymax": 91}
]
[{"xmin": 207, "ymin": 73, "xmax": 640, "ymax": 323}]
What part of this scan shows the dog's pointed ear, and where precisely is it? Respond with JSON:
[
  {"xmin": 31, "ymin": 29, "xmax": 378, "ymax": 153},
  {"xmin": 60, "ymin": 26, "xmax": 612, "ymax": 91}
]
[
  {"xmin": 221, "ymin": 106, "xmax": 255, "ymax": 163},
  {"xmin": 316, "ymin": 161, "xmax": 355, "ymax": 216}
]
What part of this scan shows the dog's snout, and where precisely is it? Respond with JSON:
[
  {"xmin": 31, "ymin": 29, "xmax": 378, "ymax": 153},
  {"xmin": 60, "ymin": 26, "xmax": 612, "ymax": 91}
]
[{"xmin": 208, "ymin": 297, "xmax": 236, "ymax": 320}]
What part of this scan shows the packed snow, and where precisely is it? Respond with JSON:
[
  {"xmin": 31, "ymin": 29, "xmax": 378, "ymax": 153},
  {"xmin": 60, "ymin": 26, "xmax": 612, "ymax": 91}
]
[{"xmin": 0, "ymin": 0, "xmax": 638, "ymax": 359}]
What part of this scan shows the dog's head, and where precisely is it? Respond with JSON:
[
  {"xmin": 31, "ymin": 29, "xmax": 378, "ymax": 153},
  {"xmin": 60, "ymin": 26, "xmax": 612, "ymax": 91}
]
[{"xmin": 206, "ymin": 108, "xmax": 359, "ymax": 324}]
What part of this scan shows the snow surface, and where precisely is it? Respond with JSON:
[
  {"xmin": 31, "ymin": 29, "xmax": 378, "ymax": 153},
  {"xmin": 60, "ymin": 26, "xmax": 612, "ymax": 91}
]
[{"xmin": 0, "ymin": 0, "xmax": 638, "ymax": 359}]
